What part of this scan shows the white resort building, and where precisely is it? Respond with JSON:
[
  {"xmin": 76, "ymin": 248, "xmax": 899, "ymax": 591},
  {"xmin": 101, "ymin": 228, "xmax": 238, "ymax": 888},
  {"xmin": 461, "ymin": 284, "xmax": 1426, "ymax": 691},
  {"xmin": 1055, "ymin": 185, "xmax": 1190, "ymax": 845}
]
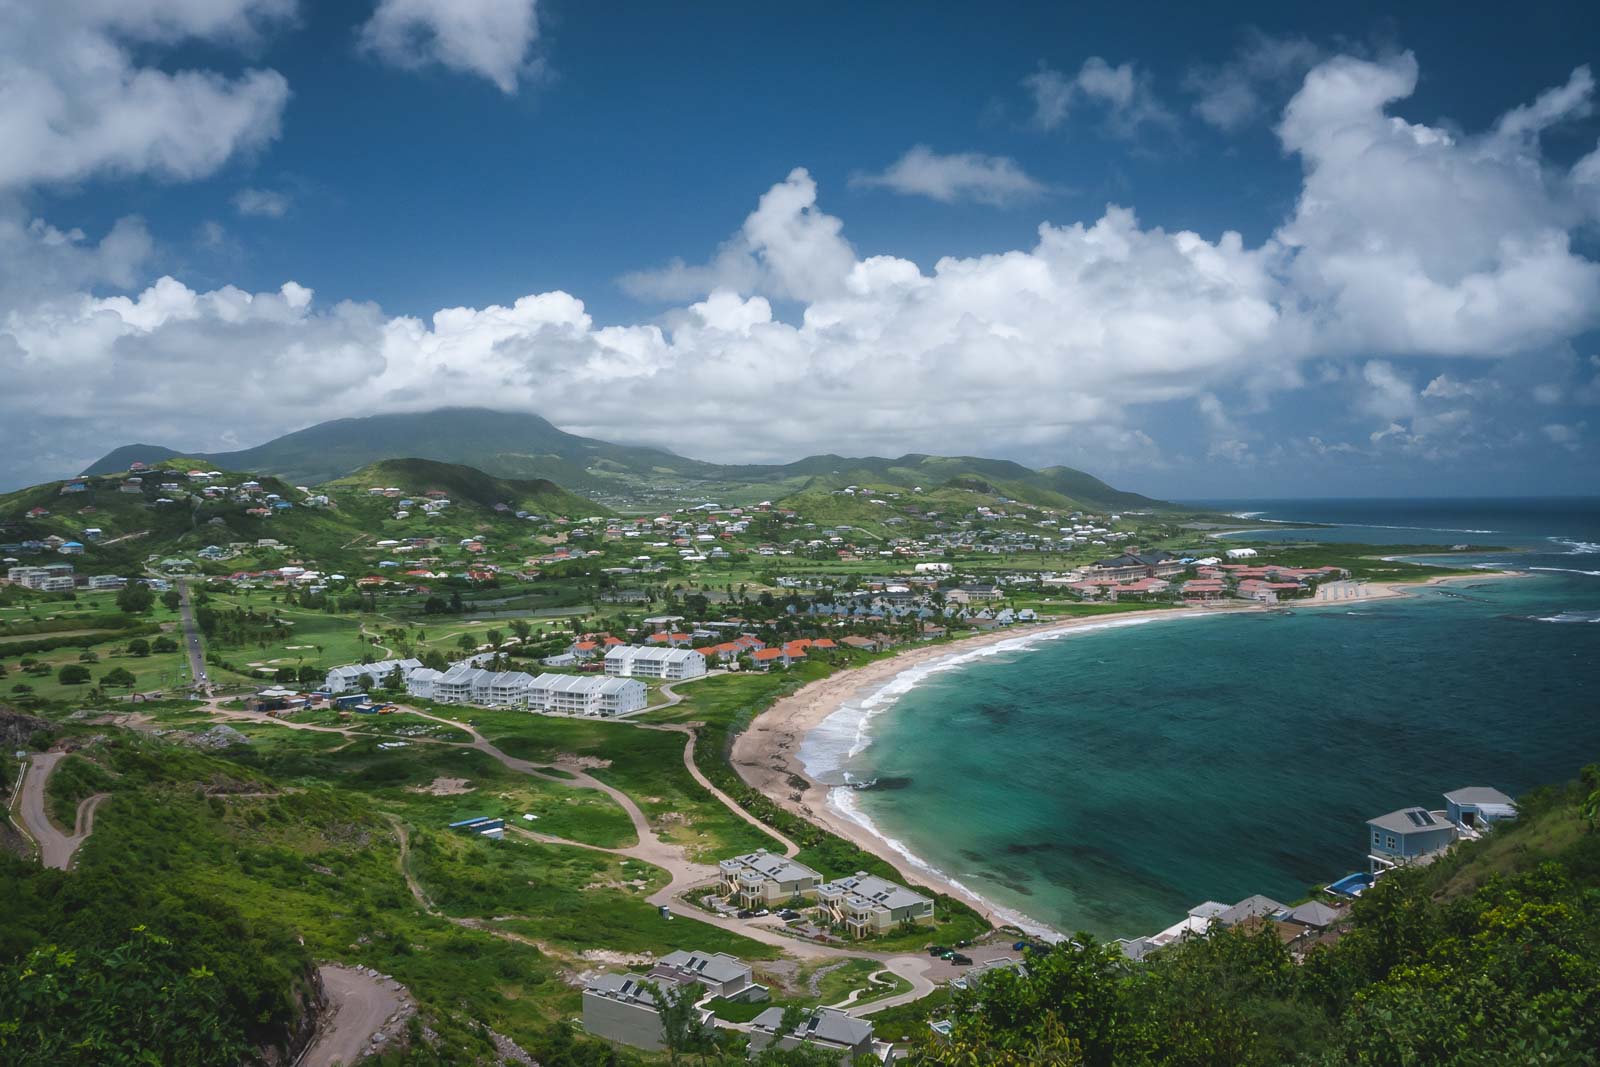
[
  {"xmin": 324, "ymin": 658, "xmax": 422, "ymax": 693},
  {"xmin": 525, "ymin": 673, "xmax": 648, "ymax": 717},
  {"xmin": 604, "ymin": 645, "xmax": 707, "ymax": 680}
]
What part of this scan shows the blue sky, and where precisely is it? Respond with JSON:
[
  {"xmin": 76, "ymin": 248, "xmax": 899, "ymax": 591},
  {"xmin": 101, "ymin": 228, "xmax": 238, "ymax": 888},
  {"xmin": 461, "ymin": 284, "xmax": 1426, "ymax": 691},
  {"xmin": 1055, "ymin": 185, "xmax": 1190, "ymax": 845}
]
[{"xmin": 3, "ymin": 1, "xmax": 1599, "ymax": 497}]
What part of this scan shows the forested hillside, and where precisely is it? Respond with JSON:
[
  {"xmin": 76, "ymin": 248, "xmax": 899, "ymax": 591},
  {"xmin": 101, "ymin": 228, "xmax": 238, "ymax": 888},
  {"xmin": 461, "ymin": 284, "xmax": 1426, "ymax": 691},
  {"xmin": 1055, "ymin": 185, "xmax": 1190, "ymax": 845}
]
[{"xmin": 912, "ymin": 768, "xmax": 1600, "ymax": 1066}]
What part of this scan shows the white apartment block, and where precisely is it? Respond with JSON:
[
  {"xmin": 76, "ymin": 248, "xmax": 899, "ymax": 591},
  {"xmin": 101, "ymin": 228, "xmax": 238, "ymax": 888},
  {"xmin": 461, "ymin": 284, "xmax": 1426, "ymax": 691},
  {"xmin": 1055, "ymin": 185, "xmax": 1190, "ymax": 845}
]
[
  {"xmin": 604, "ymin": 645, "xmax": 707, "ymax": 680},
  {"xmin": 526, "ymin": 673, "xmax": 648, "ymax": 716},
  {"xmin": 430, "ymin": 664, "xmax": 488, "ymax": 703},
  {"xmin": 7, "ymin": 565, "xmax": 74, "ymax": 589},
  {"xmin": 324, "ymin": 658, "xmax": 423, "ymax": 694},
  {"xmin": 404, "ymin": 667, "xmax": 444, "ymax": 699}
]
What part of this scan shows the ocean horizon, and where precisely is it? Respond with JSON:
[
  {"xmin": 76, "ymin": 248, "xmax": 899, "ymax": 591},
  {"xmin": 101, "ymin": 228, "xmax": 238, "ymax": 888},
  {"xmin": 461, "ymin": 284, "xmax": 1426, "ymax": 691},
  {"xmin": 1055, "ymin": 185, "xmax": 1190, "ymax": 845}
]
[{"xmin": 799, "ymin": 497, "xmax": 1600, "ymax": 940}]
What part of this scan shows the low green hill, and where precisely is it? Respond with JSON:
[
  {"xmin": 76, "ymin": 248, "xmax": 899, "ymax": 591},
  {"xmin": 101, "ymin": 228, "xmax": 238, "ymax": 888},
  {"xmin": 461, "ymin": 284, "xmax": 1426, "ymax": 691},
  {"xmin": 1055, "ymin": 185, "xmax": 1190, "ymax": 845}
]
[
  {"xmin": 323, "ymin": 458, "xmax": 609, "ymax": 519},
  {"xmin": 0, "ymin": 457, "xmax": 607, "ymax": 578}
]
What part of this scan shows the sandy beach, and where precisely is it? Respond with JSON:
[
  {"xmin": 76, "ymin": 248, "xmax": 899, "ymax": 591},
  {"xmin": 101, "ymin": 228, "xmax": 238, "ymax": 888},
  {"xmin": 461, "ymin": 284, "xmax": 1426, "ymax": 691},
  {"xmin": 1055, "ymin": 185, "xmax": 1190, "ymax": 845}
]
[{"xmin": 729, "ymin": 569, "xmax": 1522, "ymax": 931}]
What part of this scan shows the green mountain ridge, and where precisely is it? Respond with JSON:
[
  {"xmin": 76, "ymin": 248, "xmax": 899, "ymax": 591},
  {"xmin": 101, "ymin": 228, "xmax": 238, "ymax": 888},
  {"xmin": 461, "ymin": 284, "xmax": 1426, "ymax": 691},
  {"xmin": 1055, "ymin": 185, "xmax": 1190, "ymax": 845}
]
[{"xmin": 82, "ymin": 408, "xmax": 1167, "ymax": 512}]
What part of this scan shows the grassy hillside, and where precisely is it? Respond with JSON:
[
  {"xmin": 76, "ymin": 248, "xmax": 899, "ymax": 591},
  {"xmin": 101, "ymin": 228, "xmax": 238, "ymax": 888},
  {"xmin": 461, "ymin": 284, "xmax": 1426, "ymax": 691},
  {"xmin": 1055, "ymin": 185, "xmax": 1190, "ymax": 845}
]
[
  {"xmin": 905, "ymin": 765, "xmax": 1600, "ymax": 1065},
  {"xmin": 324, "ymin": 458, "xmax": 609, "ymax": 519},
  {"xmin": 0, "ymin": 457, "xmax": 607, "ymax": 581}
]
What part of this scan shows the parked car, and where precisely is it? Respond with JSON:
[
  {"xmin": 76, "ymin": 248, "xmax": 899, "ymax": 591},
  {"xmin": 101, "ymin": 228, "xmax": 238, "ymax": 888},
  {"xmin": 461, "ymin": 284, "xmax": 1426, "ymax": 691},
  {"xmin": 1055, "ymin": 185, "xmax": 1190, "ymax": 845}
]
[
  {"xmin": 950, "ymin": 953, "xmax": 973, "ymax": 965},
  {"xmin": 927, "ymin": 945, "xmax": 949, "ymax": 957}
]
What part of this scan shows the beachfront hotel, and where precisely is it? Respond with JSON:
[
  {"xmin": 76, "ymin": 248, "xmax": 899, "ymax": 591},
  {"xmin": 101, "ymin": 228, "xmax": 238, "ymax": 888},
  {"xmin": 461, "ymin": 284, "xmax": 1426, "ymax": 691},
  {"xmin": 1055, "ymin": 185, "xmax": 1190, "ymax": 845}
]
[
  {"xmin": 817, "ymin": 871, "xmax": 935, "ymax": 937},
  {"xmin": 718, "ymin": 849, "xmax": 822, "ymax": 908}
]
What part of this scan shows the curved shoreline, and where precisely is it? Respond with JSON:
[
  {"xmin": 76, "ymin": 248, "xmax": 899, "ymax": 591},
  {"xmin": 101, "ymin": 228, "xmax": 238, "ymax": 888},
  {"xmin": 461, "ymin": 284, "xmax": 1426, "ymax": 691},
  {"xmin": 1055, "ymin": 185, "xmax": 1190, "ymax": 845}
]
[{"xmin": 730, "ymin": 570, "xmax": 1523, "ymax": 936}]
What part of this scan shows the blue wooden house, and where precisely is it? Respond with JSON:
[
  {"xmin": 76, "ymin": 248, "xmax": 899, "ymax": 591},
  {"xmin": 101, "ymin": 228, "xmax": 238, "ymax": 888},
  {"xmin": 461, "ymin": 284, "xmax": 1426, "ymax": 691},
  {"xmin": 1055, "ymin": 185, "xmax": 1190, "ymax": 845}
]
[{"xmin": 1366, "ymin": 807, "xmax": 1456, "ymax": 874}]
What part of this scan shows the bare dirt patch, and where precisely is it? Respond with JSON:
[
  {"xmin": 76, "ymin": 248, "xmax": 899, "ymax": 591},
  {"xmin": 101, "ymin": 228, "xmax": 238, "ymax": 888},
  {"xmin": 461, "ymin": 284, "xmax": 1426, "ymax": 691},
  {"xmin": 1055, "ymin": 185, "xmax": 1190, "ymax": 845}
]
[
  {"xmin": 407, "ymin": 777, "xmax": 475, "ymax": 796},
  {"xmin": 556, "ymin": 754, "xmax": 612, "ymax": 769},
  {"xmin": 579, "ymin": 948, "xmax": 654, "ymax": 966}
]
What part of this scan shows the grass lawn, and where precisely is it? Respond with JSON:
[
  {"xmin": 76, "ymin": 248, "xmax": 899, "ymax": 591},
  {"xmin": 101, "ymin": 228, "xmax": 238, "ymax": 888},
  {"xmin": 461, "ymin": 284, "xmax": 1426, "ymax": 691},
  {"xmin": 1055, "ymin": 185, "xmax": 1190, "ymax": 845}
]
[
  {"xmin": 228, "ymin": 732, "xmax": 637, "ymax": 850},
  {"xmin": 412, "ymin": 830, "xmax": 781, "ymax": 961},
  {"xmin": 6, "ymin": 646, "xmax": 192, "ymax": 701},
  {"xmin": 454, "ymin": 707, "xmax": 778, "ymax": 862},
  {"xmin": 710, "ymin": 958, "xmax": 912, "ymax": 1022}
]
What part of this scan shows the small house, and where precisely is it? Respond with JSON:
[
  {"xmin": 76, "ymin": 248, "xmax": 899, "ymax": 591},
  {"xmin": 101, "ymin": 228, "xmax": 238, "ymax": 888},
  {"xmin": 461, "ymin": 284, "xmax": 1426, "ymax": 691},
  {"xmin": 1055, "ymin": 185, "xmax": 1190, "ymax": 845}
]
[{"xmin": 1367, "ymin": 807, "xmax": 1456, "ymax": 874}]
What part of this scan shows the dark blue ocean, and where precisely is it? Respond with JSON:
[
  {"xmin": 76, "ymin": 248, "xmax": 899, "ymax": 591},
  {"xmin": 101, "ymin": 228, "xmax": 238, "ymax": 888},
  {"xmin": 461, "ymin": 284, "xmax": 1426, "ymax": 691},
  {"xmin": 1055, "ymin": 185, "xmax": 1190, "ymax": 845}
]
[{"xmin": 803, "ymin": 498, "xmax": 1600, "ymax": 940}]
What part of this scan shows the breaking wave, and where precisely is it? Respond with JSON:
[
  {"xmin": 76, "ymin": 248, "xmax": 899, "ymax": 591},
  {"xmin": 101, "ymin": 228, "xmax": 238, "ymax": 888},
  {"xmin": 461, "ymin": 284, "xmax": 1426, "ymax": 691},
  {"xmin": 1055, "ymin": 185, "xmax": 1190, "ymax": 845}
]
[
  {"xmin": 1528, "ymin": 610, "xmax": 1600, "ymax": 624},
  {"xmin": 1549, "ymin": 538, "xmax": 1600, "ymax": 555}
]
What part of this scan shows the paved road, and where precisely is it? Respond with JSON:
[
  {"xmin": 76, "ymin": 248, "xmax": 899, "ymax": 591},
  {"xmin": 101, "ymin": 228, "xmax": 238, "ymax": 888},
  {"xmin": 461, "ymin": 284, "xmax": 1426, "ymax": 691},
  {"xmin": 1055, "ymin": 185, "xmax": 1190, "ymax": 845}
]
[
  {"xmin": 299, "ymin": 965, "xmax": 405, "ymax": 1067},
  {"xmin": 175, "ymin": 578, "xmax": 209, "ymax": 693},
  {"xmin": 13, "ymin": 752, "xmax": 107, "ymax": 869}
]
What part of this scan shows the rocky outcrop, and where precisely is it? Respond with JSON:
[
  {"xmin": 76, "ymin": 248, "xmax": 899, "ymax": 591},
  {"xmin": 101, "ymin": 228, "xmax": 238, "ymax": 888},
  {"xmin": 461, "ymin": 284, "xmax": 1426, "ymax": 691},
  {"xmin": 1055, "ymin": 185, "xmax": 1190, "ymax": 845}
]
[
  {"xmin": 184, "ymin": 724, "xmax": 251, "ymax": 750},
  {"xmin": 257, "ymin": 963, "xmax": 326, "ymax": 1067},
  {"xmin": 0, "ymin": 705, "xmax": 53, "ymax": 753}
]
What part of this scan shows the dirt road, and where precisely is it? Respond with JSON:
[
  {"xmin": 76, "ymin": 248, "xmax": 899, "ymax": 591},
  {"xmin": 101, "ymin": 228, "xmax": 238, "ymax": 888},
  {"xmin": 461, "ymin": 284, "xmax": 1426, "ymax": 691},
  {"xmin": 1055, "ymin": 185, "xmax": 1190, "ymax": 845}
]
[{"xmin": 299, "ymin": 965, "xmax": 406, "ymax": 1067}]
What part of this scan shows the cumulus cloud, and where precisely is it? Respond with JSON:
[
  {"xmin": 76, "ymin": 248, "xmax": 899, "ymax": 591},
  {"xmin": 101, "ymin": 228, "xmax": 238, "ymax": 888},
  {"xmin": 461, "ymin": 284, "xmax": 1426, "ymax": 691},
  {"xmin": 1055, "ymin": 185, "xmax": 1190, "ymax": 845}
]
[
  {"xmin": 850, "ymin": 146, "xmax": 1048, "ymax": 206},
  {"xmin": 233, "ymin": 187, "xmax": 290, "ymax": 217},
  {"xmin": 0, "ymin": 0, "xmax": 292, "ymax": 191},
  {"xmin": 1541, "ymin": 421, "xmax": 1585, "ymax": 449},
  {"xmin": 3, "ymin": 50, "xmax": 1599, "ymax": 487},
  {"xmin": 1359, "ymin": 360, "xmax": 1417, "ymax": 419},
  {"xmin": 1423, "ymin": 374, "xmax": 1500, "ymax": 401},
  {"xmin": 619, "ymin": 169, "xmax": 857, "ymax": 302},
  {"xmin": 1024, "ymin": 58, "xmax": 1175, "ymax": 138},
  {"xmin": 1185, "ymin": 30, "xmax": 1320, "ymax": 131},
  {"xmin": 1276, "ymin": 52, "xmax": 1600, "ymax": 359},
  {"xmin": 359, "ymin": 0, "xmax": 541, "ymax": 93}
]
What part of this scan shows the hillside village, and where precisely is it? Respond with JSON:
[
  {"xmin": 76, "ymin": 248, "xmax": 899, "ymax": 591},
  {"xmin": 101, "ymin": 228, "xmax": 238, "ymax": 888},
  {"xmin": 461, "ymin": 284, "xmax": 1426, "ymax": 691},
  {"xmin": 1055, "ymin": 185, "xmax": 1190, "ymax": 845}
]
[{"xmin": 0, "ymin": 450, "xmax": 1402, "ymax": 708}]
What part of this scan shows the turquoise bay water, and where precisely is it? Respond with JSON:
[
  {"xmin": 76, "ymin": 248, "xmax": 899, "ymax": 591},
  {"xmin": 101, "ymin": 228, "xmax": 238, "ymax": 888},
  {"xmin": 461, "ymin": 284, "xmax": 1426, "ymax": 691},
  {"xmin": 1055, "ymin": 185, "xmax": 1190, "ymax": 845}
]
[{"xmin": 806, "ymin": 499, "xmax": 1600, "ymax": 940}]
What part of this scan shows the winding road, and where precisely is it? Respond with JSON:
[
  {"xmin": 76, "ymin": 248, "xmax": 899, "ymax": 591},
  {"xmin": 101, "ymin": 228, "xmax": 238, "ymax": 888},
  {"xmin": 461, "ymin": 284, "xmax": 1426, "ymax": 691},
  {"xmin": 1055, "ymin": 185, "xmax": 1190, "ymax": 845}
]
[{"xmin": 10, "ymin": 752, "xmax": 107, "ymax": 870}]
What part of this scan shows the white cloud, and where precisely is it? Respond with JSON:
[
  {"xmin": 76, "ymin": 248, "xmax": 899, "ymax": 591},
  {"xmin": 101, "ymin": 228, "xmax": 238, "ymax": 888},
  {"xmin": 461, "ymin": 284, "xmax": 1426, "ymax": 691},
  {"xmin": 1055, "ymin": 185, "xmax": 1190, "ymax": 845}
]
[
  {"xmin": 620, "ymin": 168, "xmax": 857, "ymax": 302},
  {"xmin": 1276, "ymin": 53, "xmax": 1600, "ymax": 359},
  {"xmin": 1360, "ymin": 360, "xmax": 1417, "ymax": 419},
  {"xmin": 360, "ymin": 0, "xmax": 541, "ymax": 94},
  {"xmin": 1024, "ymin": 58, "xmax": 1175, "ymax": 138},
  {"xmin": 1422, "ymin": 374, "xmax": 1500, "ymax": 401},
  {"xmin": 233, "ymin": 187, "xmax": 290, "ymax": 217},
  {"xmin": 1541, "ymin": 421, "xmax": 1584, "ymax": 449},
  {"xmin": 1185, "ymin": 31, "xmax": 1320, "ymax": 131},
  {"xmin": 850, "ymin": 146, "xmax": 1047, "ymax": 206},
  {"xmin": 0, "ymin": 0, "xmax": 291, "ymax": 192},
  {"xmin": 3, "ymin": 51, "xmax": 1599, "ymax": 486}
]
